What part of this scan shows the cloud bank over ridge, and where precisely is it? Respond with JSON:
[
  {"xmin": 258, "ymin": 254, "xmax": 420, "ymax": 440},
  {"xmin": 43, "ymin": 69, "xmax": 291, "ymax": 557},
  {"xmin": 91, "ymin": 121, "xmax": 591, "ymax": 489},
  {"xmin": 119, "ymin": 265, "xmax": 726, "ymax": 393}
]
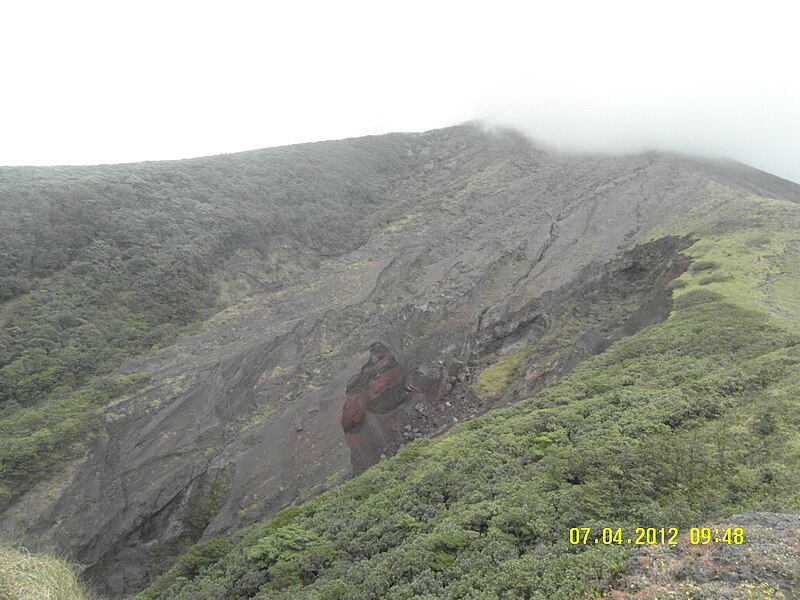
[{"xmin": 1, "ymin": 1, "xmax": 797, "ymax": 182}]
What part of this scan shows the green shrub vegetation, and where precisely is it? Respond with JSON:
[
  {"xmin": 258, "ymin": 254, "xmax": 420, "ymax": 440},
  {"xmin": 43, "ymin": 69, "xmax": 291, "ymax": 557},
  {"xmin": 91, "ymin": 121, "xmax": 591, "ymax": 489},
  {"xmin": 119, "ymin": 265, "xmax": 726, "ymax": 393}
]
[
  {"xmin": 137, "ymin": 198, "xmax": 800, "ymax": 598},
  {"xmin": 0, "ymin": 373, "xmax": 151, "ymax": 505}
]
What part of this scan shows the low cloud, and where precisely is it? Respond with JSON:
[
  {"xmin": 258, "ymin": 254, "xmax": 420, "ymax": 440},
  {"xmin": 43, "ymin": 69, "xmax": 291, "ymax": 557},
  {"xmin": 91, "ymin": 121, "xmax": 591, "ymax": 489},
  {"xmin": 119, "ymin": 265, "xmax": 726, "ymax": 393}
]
[
  {"xmin": 1, "ymin": 1, "xmax": 797, "ymax": 183},
  {"xmin": 478, "ymin": 89, "xmax": 800, "ymax": 183}
]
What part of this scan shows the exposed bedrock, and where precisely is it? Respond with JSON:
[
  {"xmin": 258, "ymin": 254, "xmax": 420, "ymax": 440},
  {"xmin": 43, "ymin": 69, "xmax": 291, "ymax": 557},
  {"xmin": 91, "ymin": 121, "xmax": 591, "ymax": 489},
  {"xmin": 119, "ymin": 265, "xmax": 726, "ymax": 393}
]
[
  {"xmin": 342, "ymin": 343, "xmax": 405, "ymax": 431},
  {"xmin": 341, "ymin": 235, "xmax": 693, "ymax": 475},
  {"xmin": 342, "ymin": 343, "xmax": 453, "ymax": 472}
]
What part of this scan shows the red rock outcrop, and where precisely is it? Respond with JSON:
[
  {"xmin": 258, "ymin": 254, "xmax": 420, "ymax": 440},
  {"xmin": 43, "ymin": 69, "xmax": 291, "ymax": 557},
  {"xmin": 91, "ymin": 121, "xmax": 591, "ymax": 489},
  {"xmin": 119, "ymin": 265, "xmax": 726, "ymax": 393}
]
[{"xmin": 341, "ymin": 343, "xmax": 405, "ymax": 433}]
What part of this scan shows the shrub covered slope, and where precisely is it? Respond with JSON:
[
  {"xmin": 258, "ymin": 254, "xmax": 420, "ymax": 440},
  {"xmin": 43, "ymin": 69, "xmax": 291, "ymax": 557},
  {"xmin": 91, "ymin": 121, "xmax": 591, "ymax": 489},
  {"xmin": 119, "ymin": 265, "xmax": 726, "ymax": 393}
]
[{"xmin": 137, "ymin": 193, "xmax": 800, "ymax": 599}]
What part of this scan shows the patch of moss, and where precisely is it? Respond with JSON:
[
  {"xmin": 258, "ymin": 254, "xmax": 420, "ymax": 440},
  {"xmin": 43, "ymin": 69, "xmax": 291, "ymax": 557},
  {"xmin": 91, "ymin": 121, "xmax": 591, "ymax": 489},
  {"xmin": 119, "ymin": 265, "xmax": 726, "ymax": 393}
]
[{"xmin": 476, "ymin": 347, "xmax": 529, "ymax": 397}]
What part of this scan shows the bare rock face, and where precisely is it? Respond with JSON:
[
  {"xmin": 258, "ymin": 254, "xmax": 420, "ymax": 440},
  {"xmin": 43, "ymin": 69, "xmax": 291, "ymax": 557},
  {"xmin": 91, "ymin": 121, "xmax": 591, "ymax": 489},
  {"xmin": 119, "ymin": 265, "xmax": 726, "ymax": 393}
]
[
  {"xmin": 2, "ymin": 124, "xmax": 799, "ymax": 597},
  {"xmin": 342, "ymin": 342, "xmax": 453, "ymax": 473},
  {"xmin": 341, "ymin": 342, "xmax": 406, "ymax": 433},
  {"xmin": 339, "ymin": 234, "xmax": 695, "ymax": 476}
]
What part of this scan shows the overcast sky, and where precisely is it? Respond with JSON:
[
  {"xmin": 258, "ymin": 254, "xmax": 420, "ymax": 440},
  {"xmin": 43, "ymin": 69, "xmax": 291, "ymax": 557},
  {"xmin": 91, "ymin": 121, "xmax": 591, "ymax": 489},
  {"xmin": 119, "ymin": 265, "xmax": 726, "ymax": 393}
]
[{"xmin": 2, "ymin": 1, "xmax": 798, "ymax": 182}]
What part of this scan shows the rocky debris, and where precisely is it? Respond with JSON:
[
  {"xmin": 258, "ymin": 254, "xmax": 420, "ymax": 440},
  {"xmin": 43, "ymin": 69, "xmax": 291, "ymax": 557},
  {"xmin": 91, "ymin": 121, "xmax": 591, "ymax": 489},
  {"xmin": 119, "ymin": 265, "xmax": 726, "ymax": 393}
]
[
  {"xmin": 469, "ymin": 235, "xmax": 694, "ymax": 404},
  {"xmin": 608, "ymin": 513, "xmax": 800, "ymax": 599},
  {"xmin": 341, "ymin": 342, "xmax": 405, "ymax": 433},
  {"xmin": 340, "ymin": 344, "xmax": 488, "ymax": 470},
  {"xmin": 341, "ymin": 345, "xmax": 467, "ymax": 470},
  {"xmin": 340, "ymin": 237, "xmax": 694, "ymax": 474}
]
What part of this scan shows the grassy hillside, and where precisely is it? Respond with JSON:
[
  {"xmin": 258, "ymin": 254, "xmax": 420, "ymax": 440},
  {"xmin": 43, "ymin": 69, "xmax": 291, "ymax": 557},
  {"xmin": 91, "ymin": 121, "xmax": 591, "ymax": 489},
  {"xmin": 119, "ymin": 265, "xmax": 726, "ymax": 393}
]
[
  {"xmin": 0, "ymin": 546, "xmax": 94, "ymax": 600},
  {"xmin": 137, "ymin": 193, "xmax": 800, "ymax": 599}
]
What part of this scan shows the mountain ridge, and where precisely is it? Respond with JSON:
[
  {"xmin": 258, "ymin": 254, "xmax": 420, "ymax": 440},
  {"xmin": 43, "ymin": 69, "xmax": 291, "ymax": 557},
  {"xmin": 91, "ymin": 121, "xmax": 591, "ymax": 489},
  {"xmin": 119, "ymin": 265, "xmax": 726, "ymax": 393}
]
[{"xmin": 1, "ymin": 124, "xmax": 799, "ymax": 597}]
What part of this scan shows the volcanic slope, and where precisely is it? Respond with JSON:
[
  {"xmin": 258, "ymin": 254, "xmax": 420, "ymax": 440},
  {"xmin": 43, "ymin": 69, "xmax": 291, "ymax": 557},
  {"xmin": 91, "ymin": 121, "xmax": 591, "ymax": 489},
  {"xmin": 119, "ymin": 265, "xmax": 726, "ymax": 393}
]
[
  {"xmin": 1, "ymin": 123, "xmax": 799, "ymax": 597},
  {"xmin": 139, "ymin": 185, "xmax": 800, "ymax": 598}
]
